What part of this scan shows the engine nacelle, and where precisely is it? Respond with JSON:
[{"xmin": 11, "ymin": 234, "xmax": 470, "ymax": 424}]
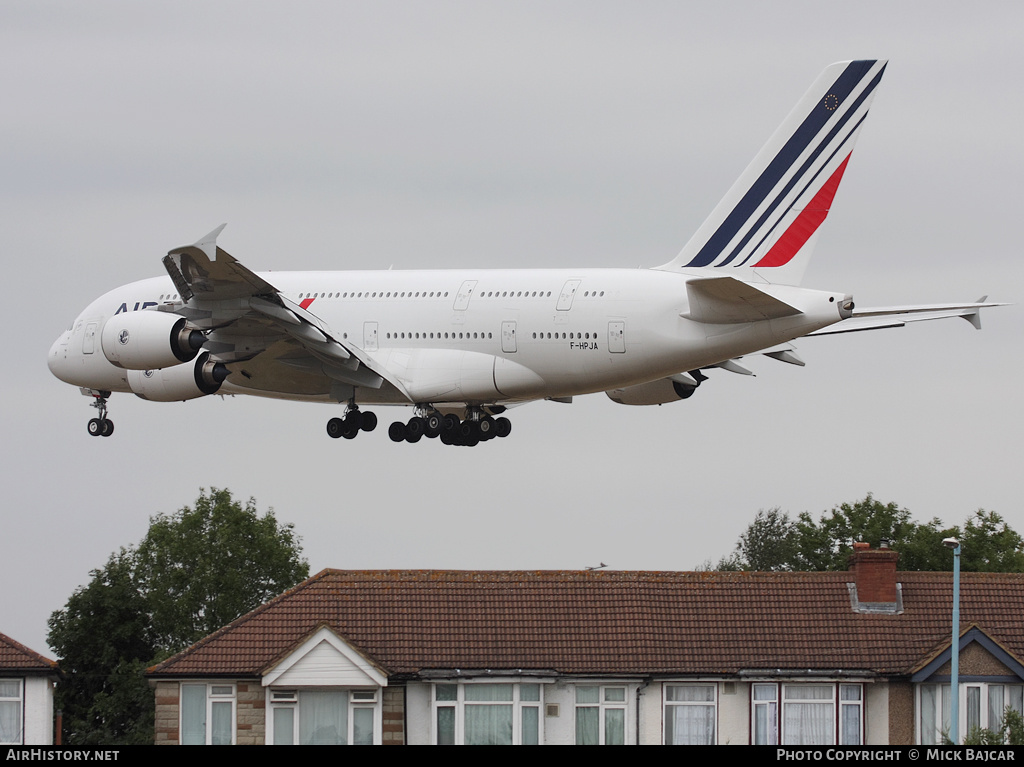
[
  {"xmin": 127, "ymin": 353, "xmax": 229, "ymax": 402},
  {"xmin": 605, "ymin": 375, "xmax": 702, "ymax": 406},
  {"xmin": 101, "ymin": 311, "xmax": 205, "ymax": 370}
]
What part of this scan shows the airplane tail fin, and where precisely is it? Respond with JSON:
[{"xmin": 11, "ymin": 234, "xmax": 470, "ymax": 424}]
[{"xmin": 656, "ymin": 60, "xmax": 887, "ymax": 286}]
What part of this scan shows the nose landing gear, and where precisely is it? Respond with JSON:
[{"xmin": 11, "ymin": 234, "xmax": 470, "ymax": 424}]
[{"xmin": 85, "ymin": 390, "xmax": 114, "ymax": 437}]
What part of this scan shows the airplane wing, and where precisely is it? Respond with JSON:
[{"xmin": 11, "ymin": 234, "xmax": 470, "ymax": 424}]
[
  {"xmin": 805, "ymin": 298, "xmax": 1007, "ymax": 336},
  {"xmin": 161, "ymin": 225, "xmax": 410, "ymax": 401}
]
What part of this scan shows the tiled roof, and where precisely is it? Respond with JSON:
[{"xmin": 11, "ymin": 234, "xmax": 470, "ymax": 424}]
[
  {"xmin": 148, "ymin": 569, "xmax": 1024, "ymax": 679},
  {"xmin": 0, "ymin": 632, "xmax": 57, "ymax": 672}
]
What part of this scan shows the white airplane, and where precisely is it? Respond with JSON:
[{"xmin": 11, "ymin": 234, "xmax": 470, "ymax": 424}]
[{"xmin": 48, "ymin": 60, "xmax": 1002, "ymax": 446}]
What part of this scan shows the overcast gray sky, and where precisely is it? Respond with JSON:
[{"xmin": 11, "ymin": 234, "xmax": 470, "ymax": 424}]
[{"xmin": 3, "ymin": 1, "xmax": 1021, "ymax": 654}]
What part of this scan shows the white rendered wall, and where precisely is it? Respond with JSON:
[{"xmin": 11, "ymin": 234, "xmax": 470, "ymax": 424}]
[
  {"xmin": 23, "ymin": 677, "xmax": 54, "ymax": 745},
  {"xmin": 405, "ymin": 682, "xmax": 431, "ymax": 745},
  {"xmin": 866, "ymin": 683, "xmax": 889, "ymax": 745}
]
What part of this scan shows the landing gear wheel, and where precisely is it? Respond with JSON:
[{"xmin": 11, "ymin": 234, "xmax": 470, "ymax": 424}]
[
  {"xmin": 424, "ymin": 413, "xmax": 443, "ymax": 438},
  {"xmin": 101, "ymin": 419, "xmax": 114, "ymax": 437},
  {"xmin": 327, "ymin": 417, "xmax": 345, "ymax": 439},
  {"xmin": 495, "ymin": 417, "xmax": 512, "ymax": 438},
  {"xmin": 478, "ymin": 416, "xmax": 495, "ymax": 440},
  {"xmin": 406, "ymin": 417, "xmax": 425, "ymax": 439},
  {"xmin": 344, "ymin": 410, "xmax": 364, "ymax": 430},
  {"xmin": 389, "ymin": 422, "xmax": 407, "ymax": 442},
  {"xmin": 360, "ymin": 411, "xmax": 377, "ymax": 432},
  {"xmin": 342, "ymin": 421, "xmax": 359, "ymax": 439},
  {"xmin": 88, "ymin": 418, "xmax": 104, "ymax": 437},
  {"xmin": 458, "ymin": 420, "xmax": 481, "ymax": 447}
]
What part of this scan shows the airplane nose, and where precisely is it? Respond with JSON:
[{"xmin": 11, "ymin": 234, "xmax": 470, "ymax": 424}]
[{"xmin": 48, "ymin": 333, "xmax": 69, "ymax": 381}]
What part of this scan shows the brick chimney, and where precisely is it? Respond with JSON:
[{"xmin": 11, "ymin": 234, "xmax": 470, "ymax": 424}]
[{"xmin": 848, "ymin": 541, "xmax": 900, "ymax": 604}]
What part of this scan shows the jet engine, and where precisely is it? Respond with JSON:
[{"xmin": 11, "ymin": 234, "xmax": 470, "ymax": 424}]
[
  {"xmin": 605, "ymin": 372, "xmax": 706, "ymax": 406},
  {"xmin": 127, "ymin": 353, "xmax": 229, "ymax": 401},
  {"xmin": 101, "ymin": 311, "xmax": 205, "ymax": 370}
]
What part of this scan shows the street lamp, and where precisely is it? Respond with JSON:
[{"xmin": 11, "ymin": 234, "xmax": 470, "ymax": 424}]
[{"xmin": 943, "ymin": 536, "xmax": 961, "ymax": 744}]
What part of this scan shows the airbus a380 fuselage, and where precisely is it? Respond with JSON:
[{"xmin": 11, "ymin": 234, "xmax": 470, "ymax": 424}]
[
  {"xmin": 47, "ymin": 60, "xmax": 1002, "ymax": 445},
  {"xmin": 53, "ymin": 268, "xmax": 847, "ymax": 403}
]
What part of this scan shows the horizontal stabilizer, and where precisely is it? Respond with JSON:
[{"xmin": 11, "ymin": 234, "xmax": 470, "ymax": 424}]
[
  {"xmin": 683, "ymin": 277, "xmax": 801, "ymax": 324},
  {"xmin": 807, "ymin": 299, "xmax": 1007, "ymax": 336}
]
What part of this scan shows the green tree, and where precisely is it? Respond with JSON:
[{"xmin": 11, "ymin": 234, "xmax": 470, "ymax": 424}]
[
  {"xmin": 721, "ymin": 508, "xmax": 798, "ymax": 571},
  {"xmin": 48, "ymin": 488, "xmax": 309, "ymax": 745},
  {"xmin": 134, "ymin": 488, "xmax": 309, "ymax": 649},
  {"xmin": 715, "ymin": 495, "xmax": 1022, "ymax": 573},
  {"xmin": 959, "ymin": 510, "xmax": 1024, "ymax": 572},
  {"xmin": 47, "ymin": 550, "xmax": 155, "ymax": 745}
]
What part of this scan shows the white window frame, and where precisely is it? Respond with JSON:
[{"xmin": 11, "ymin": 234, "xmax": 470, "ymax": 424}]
[
  {"xmin": 0, "ymin": 678, "xmax": 23, "ymax": 746},
  {"xmin": 663, "ymin": 683, "xmax": 717, "ymax": 745},
  {"xmin": 267, "ymin": 687, "xmax": 380, "ymax": 745},
  {"xmin": 749, "ymin": 683, "xmax": 863, "ymax": 746},
  {"xmin": 180, "ymin": 682, "xmax": 236, "ymax": 745},
  {"xmin": 751, "ymin": 683, "xmax": 779, "ymax": 746},
  {"xmin": 838, "ymin": 683, "xmax": 864, "ymax": 745},
  {"xmin": 575, "ymin": 685, "xmax": 628, "ymax": 745},
  {"xmin": 918, "ymin": 682, "xmax": 1024, "ymax": 744},
  {"xmin": 431, "ymin": 681, "xmax": 543, "ymax": 745}
]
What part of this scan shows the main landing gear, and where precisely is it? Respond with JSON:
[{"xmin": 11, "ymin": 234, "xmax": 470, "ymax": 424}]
[
  {"xmin": 86, "ymin": 390, "xmax": 114, "ymax": 437},
  {"xmin": 388, "ymin": 408, "xmax": 511, "ymax": 447},
  {"xmin": 326, "ymin": 407, "xmax": 378, "ymax": 440}
]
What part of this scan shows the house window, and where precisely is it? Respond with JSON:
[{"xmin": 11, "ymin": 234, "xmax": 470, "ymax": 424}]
[
  {"xmin": 181, "ymin": 683, "xmax": 235, "ymax": 745},
  {"xmin": 783, "ymin": 684, "xmax": 835, "ymax": 745},
  {"xmin": 664, "ymin": 684, "xmax": 716, "ymax": 745},
  {"xmin": 432, "ymin": 682, "xmax": 542, "ymax": 745},
  {"xmin": 919, "ymin": 683, "xmax": 1024, "ymax": 744},
  {"xmin": 269, "ymin": 688, "xmax": 378, "ymax": 745},
  {"xmin": 752, "ymin": 684, "xmax": 778, "ymax": 745},
  {"xmin": 0, "ymin": 679, "xmax": 22, "ymax": 745},
  {"xmin": 839, "ymin": 684, "xmax": 864, "ymax": 745},
  {"xmin": 575, "ymin": 685, "xmax": 627, "ymax": 745},
  {"xmin": 751, "ymin": 683, "xmax": 863, "ymax": 746}
]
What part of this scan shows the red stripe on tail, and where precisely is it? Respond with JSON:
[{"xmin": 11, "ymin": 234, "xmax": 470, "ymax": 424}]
[{"xmin": 755, "ymin": 153, "xmax": 851, "ymax": 268}]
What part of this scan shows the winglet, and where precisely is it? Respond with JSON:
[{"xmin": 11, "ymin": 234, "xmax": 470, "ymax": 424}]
[
  {"xmin": 193, "ymin": 224, "xmax": 227, "ymax": 261},
  {"xmin": 964, "ymin": 295, "xmax": 988, "ymax": 330}
]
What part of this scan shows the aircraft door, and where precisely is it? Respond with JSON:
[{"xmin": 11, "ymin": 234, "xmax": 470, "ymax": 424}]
[
  {"xmin": 454, "ymin": 280, "xmax": 477, "ymax": 311},
  {"xmin": 556, "ymin": 279, "xmax": 581, "ymax": 311},
  {"xmin": 501, "ymin": 321, "xmax": 517, "ymax": 353},
  {"xmin": 609, "ymin": 321, "xmax": 625, "ymax": 353},
  {"xmin": 83, "ymin": 322, "xmax": 98, "ymax": 354},
  {"xmin": 363, "ymin": 321, "xmax": 378, "ymax": 351}
]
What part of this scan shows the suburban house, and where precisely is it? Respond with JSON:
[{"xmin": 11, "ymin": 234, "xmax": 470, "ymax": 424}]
[
  {"xmin": 0, "ymin": 632, "xmax": 59, "ymax": 745},
  {"xmin": 146, "ymin": 545, "xmax": 1024, "ymax": 745}
]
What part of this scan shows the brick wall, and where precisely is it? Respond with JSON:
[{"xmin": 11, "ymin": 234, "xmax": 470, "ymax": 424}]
[
  {"xmin": 153, "ymin": 681, "xmax": 180, "ymax": 745},
  {"xmin": 382, "ymin": 684, "xmax": 404, "ymax": 744},
  {"xmin": 236, "ymin": 682, "xmax": 266, "ymax": 745}
]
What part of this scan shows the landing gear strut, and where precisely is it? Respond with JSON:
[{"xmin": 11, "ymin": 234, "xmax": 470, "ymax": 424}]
[
  {"xmin": 326, "ymin": 405, "xmax": 377, "ymax": 440},
  {"xmin": 86, "ymin": 391, "xmax": 114, "ymax": 437}
]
